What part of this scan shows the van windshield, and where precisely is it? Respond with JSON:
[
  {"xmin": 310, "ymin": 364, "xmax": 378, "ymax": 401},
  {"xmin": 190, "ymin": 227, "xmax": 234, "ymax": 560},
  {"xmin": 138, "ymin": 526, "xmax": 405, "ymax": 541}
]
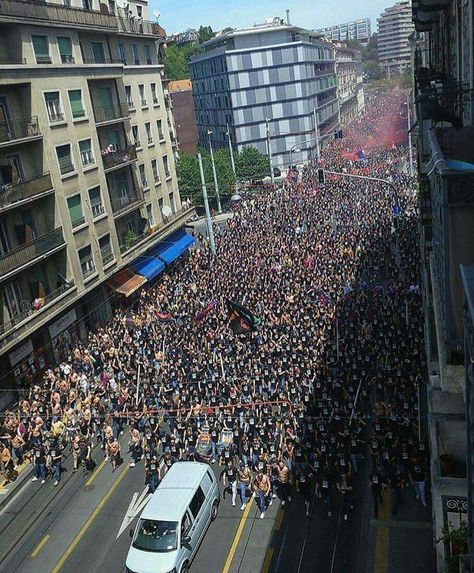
[{"xmin": 133, "ymin": 519, "xmax": 178, "ymax": 552}]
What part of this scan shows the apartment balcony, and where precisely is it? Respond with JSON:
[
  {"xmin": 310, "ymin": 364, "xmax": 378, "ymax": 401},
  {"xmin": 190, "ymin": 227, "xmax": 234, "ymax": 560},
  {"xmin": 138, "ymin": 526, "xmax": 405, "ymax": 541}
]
[
  {"xmin": 0, "ymin": 116, "xmax": 41, "ymax": 147},
  {"xmin": 0, "ymin": 172, "xmax": 53, "ymax": 213},
  {"xmin": 0, "ymin": 0, "xmax": 117, "ymax": 31},
  {"xmin": 110, "ymin": 188, "xmax": 145, "ymax": 218},
  {"xmin": 93, "ymin": 102, "xmax": 130, "ymax": 125},
  {"xmin": 117, "ymin": 16, "xmax": 166, "ymax": 38},
  {"xmin": 0, "ymin": 227, "xmax": 65, "ymax": 281},
  {"xmin": 82, "ymin": 56, "xmax": 123, "ymax": 65},
  {"xmin": 101, "ymin": 144, "xmax": 137, "ymax": 172}
]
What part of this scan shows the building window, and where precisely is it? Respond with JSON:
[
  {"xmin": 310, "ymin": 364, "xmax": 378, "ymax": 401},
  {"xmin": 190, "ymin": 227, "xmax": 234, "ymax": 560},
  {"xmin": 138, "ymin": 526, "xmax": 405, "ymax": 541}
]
[
  {"xmin": 132, "ymin": 125, "xmax": 140, "ymax": 147},
  {"xmin": 145, "ymin": 122, "xmax": 152, "ymax": 144},
  {"xmin": 158, "ymin": 197, "xmax": 164, "ymax": 218},
  {"xmin": 56, "ymin": 144, "xmax": 75, "ymax": 175},
  {"xmin": 136, "ymin": 4, "xmax": 142, "ymax": 17},
  {"xmin": 99, "ymin": 234, "xmax": 113, "ymax": 265},
  {"xmin": 151, "ymin": 83, "xmax": 158, "ymax": 105},
  {"xmin": 157, "ymin": 119, "xmax": 164, "ymax": 140},
  {"xmin": 79, "ymin": 139, "xmax": 94, "ymax": 166},
  {"xmin": 169, "ymin": 191, "xmax": 175, "ymax": 214},
  {"xmin": 139, "ymin": 84, "xmax": 146, "ymax": 106},
  {"xmin": 118, "ymin": 43, "xmax": 126, "ymax": 64},
  {"xmin": 78, "ymin": 245, "xmax": 95, "ymax": 278},
  {"xmin": 3, "ymin": 281, "xmax": 23, "ymax": 320},
  {"xmin": 67, "ymin": 194, "xmax": 85, "ymax": 228},
  {"xmin": 68, "ymin": 89, "xmax": 85, "ymax": 119},
  {"xmin": 32, "ymin": 35, "xmax": 51, "ymax": 64},
  {"xmin": 132, "ymin": 44, "xmax": 139, "ymax": 65},
  {"xmin": 163, "ymin": 155, "xmax": 170, "ymax": 178},
  {"xmin": 88, "ymin": 186, "xmax": 104, "ymax": 218},
  {"xmin": 44, "ymin": 92, "xmax": 63, "ymax": 122},
  {"xmin": 125, "ymin": 86, "xmax": 133, "ymax": 108},
  {"xmin": 151, "ymin": 159, "xmax": 159, "ymax": 182},
  {"xmin": 91, "ymin": 42, "xmax": 106, "ymax": 63},
  {"xmin": 146, "ymin": 204, "xmax": 154, "ymax": 227},
  {"xmin": 57, "ymin": 36, "xmax": 74, "ymax": 63},
  {"xmin": 145, "ymin": 45, "xmax": 152, "ymax": 65},
  {"xmin": 139, "ymin": 164, "xmax": 147, "ymax": 187}
]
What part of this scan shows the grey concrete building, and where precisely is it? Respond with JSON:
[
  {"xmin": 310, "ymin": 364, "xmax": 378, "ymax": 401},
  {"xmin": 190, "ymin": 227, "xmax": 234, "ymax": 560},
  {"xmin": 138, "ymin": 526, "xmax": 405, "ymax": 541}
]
[
  {"xmin": 377, "ymin": 1, "xmax": 414, "ymax": 77},
  {"xmin": 0, "ymin": 0, "xmax": 193, "ymax": 405},
  {"xmin": 189, "ymin": 17, "xmax": 340, "ymax": 168},
  {"xmin": 413, "ymin": 0, "xmax": 474, "ymax": 569},
  {"xmin": 315, "ymin": 18, "xmax": 372, "ymax": 44},
  {"xmin": 334, "ymin": 43, "xmax": 364, "ymax": 128}
]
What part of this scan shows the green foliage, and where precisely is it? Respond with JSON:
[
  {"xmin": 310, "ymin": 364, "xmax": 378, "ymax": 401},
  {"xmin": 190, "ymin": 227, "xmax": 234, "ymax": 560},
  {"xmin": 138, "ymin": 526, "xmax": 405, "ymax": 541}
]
[
  {"xmin": 398, "ymin": 67, "xmax": 412, "ymax": 89},
  {"xmin": 436, "ymin": 520, "xmax": 468, "ymax": 552},
  {"xmin": 363, "ymin": 60, "xmax": 383, "ymax": 80},
  {"xmin": 235, "ymin": 146, "xmax": 270, "ymax": 181},
  {"xmin": 163, "ymin": 43, "xmax": 200, "ymax": 80},
  {"xmin": 176, "ymin": 153, "xmax": 201, "ymax": 202},
  {"xmin": 124, "ymin": 229, "xmax": 138, "ymax": 250},
  {"xmin": 221, "ymin": 27, "xmax": 234, "ymax": 34},
  {"xmin": 365, "ymin": 33, "xmax": 378, "ymax": 61},
  {"xmin": 198, "ymin": 25, "xmax": 214, "ymax": 44}
]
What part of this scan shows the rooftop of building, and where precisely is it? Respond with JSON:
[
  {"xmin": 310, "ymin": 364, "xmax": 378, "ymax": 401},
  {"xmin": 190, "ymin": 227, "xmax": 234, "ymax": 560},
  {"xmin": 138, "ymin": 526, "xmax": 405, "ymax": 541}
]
[{"xmin": 168, "ymin": 79, "xmax": 192, "ymax": 93}]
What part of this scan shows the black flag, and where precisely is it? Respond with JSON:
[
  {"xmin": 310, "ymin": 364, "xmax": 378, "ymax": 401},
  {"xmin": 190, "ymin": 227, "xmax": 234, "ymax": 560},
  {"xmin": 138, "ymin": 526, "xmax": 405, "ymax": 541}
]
[{"xmin": 226, "ymin": 300, "xmax": 261, "ymax": 334}]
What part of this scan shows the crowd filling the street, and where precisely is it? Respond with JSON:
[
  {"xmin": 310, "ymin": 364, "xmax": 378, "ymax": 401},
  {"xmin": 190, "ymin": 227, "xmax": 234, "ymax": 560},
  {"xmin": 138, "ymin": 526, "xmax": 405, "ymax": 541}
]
[{"xmin": 0, "ymin": 88, "xmax": 429, "ymax": 527}]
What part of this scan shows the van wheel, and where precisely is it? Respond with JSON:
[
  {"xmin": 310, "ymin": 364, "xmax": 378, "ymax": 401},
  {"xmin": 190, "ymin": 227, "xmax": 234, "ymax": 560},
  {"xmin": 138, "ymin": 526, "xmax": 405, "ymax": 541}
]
[
  {"xmin": 181, "ymin": 563, "xmax": 190, "ymax": 573},
  {"xmin": 211, "ymin": 500, "xmax": 219, "ymax": 521}
]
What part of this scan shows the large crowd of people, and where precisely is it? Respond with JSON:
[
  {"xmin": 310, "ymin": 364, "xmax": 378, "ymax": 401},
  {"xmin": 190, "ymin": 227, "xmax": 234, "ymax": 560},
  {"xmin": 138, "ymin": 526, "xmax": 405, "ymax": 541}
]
[{"xmin": 0, "ymin": 88, "xmax": 428, "ymax": 521}]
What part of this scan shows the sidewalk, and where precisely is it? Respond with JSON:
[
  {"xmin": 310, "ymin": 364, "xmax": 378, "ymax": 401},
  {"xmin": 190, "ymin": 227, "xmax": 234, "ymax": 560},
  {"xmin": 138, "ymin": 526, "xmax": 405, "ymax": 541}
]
[
  {"xmin": 0, "ymin": 459, "xmax": 33, "ymax": 509},
  {"xmin": 366, "ymin": 486, "xmax": 435, "ymax": 573}
]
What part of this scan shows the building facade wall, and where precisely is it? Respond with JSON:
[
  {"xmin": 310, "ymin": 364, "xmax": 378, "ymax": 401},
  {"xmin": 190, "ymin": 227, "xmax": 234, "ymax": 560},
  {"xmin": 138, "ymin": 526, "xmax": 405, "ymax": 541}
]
[
  {"xmin": 377, "ymin": 1, "xmax": 414, "ymax": 75},
  {"xmin": 315, "ymin": 18, "xmax": 372, "ymax": 44}
]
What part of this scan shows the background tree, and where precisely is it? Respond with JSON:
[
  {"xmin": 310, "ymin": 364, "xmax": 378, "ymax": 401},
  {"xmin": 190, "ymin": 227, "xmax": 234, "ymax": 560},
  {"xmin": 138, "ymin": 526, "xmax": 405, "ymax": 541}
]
[
  {"xmin": 363, "ymin": 60, "xmax": 383, "ymax": 80},
  {"xmin": 198, "ymin": 25, "xmax": 214, "ymax": 44},
  {"xmin": 365, "ymin": 33, "xmax": 378, "ymax": 61},
  {"xmin": 235, "ymin": 146, "xmax": 270, "ymax": 180}
]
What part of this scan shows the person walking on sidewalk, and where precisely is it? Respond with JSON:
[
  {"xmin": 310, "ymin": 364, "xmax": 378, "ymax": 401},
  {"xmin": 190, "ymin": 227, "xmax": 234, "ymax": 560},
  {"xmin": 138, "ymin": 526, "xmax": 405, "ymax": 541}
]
[
  {"xmin": 253, "ymin": 468, "xmax": 271, "ymax": 519},
  {"xmin": 409, "ymin": 458, "xmax": 427, "ymax": 507},
  {"xmin": 31, "ymin": 439, "xmax": 47, "ymax": 484}
]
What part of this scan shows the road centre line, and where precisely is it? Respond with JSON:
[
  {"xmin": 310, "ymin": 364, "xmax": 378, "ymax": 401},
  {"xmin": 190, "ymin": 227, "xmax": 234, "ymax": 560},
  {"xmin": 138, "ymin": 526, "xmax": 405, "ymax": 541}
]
[
  {"xmin": 374, "ymin": 490, "xmax": 391, "ymax": 573},
  {"xmin": 51, "ymin": 464, "xmax": 129, "ymax": 573},
  {"xmin": 274, "ymin": 508, "xmax": 284, "ymax": 531},
  {"xmin": 262, "ymin": 547, "xmax": 274, "ymax": 573},
  {"xmin": 222, "ymin": 500, "xmax": 253, "ymax": 573},
  {"xmin": 85, "ymin": 459, "xmax": 107, "ymax": 487},
  {"xmin": 30, "ymin": 534, "xmax": 50, "ymax": 558}
]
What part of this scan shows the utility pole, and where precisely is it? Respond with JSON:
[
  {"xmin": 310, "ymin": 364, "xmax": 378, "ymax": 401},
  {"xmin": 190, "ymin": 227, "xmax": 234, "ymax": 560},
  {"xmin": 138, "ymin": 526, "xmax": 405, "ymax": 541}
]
[
  {"xmin": 407, "ymin": 91, "xmax": 414, "ymax": 177},
  {"xmin": 226, "ymin": 123, "xmax": 237, "ymax": 192},
  {"xmin": 198, "ymin": 152, "xmax": 216, "ymax": 254},
  {"xmin": 207, "ymin": 131, "xmax": 222, "ymax": 214},
  {"xmin": 313, "ymin": 106, "xmax": 321, "ymax": 163},
  {"xmin": 266, "ymin": 117, "xmax": 275, "ymax": 185}
]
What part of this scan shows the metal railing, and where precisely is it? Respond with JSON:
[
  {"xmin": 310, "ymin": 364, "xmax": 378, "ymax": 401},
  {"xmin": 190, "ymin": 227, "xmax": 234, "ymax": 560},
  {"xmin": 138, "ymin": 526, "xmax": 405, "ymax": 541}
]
[
  {"xmin": 71, "ymin": 215, "xmax": 86, "ymax": 229},
  {"xmin": 0, "ymin": 280, "xmax": 75, "ymax": 341},
  {"xmin": 117, "ymin": 16, "xmax": 166, "ymax": 37},
  {"xmin": 0, "ymin": 116, "xmax": 40, "ymax": 144},
  {"xmin": 0, "ymin": 173, "xmax": 53, "ymax": 210},
  {"xmin": 101, "ymin": 247, "xmax": 114, "ymax": 265},
  {"xmin": 101, "ymin": 144, "xmax": 137, "ymax": 170},
  {"xmin": 82, "ymin": 56, "xmax": 122, "ymax": 65},
  {"xmin": 0, "ymin": 0, "xmax": 117, "ymax": 29},
  {"xmin": 0, "ymin": 57, "xmax": 26, "ymax": 64},
  {"xmin": 93, "ymin": 102, "xmax": 130, "ymax": 123},
  {"xmin": 0, "ymin": 227, "xmax": 65, "ymax": 276},
  {"xmin": 109, "ymin": 188, "xmax": 144, "ymax": 216}
]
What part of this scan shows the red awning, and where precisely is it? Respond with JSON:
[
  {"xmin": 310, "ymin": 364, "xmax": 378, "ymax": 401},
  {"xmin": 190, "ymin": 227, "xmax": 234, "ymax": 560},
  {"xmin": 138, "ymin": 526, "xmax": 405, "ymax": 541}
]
[{"xmin": 106, "ymin": 269, "xmax": 146, "ymax": 297}]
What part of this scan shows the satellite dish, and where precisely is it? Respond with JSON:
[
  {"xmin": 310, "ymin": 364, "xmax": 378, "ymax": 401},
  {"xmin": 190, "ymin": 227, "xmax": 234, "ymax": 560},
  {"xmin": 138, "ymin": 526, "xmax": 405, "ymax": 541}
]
[
  {"xmin": 116, "ymin": 0, "xmax": 128, "ymax": 10},
  {"xmin": 162, "ymin": 205, "xmax": 172, "ymax": 217},
  {"xmin": 153, "ymin": 10, "xmax": 160, "ymax": 19}
]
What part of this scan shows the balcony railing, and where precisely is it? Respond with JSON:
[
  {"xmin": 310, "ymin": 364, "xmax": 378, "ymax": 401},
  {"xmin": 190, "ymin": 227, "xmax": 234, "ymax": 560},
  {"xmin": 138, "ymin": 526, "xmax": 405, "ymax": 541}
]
[
  {"xmin": 0, "ymin": 280, "xmax": 75, "ymax": 342},
  {"xmin": 117, "ymin": 16, "xmax": 166, "ymax": 38},
  {"xmin": 101, "ymin": 247, "xmax": 114, "ymax": 265},
  {"xmin": 0, "ymin": 0, "xmax": 117, "ymax": 30},
  {"xmin": 94, "ymin": 102, "xmax": 130, "ymax": 124},
  {"xmin": 101, "ymin": 144, "xmax": 137, "ymax": 170},
  {"xmin": 0, "ymin": 227, "xmax": 65, "ymax": 277},
  {"xmin": 82, "ymin": 56, "xmax": 123, "ymax": 65},
  {"xmin": 0, "ymin": 57, "xmax": 26, "ymax": 64},
  {"xmin": 0, "ymin": 173, "xmax": 53, "ymax": 210},
  {"xmin": 110, "ymin": 188, "xmax": 144, "ymax": 216},
  {"xmin": 0, "ymin": 117, "xmax": 41, "ymax": 144}
]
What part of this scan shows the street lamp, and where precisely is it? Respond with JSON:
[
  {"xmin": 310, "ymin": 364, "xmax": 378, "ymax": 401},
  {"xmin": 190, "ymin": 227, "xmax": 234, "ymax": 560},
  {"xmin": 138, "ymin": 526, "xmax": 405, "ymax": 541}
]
[
  {"xmin": 225, "ymin": 123, "xmax": 238, "ymax": 193},
  {"xmin": 198, "ymin": 152, "xmax": 216, "ymax": 254},
  {"xmin": 207, "ymin": 129, "xmax": 222, "ymax": 214}
]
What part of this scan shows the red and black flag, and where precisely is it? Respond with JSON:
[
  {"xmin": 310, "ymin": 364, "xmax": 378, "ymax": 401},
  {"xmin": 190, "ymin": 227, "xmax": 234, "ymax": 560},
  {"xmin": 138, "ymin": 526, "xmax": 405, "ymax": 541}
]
[{"xmin": 226, "ymin": 299, "xmax": 261, "ymax": 334}]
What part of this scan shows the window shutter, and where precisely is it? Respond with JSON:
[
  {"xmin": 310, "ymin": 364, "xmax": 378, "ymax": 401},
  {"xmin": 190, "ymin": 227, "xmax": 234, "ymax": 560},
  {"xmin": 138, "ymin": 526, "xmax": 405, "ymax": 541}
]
[
  {"xmin": 89, "ymin": 187, "xmax": 101, "ymax": 207},
  {"xmin": 57, "ymin": 145, "xmax": 74, "ymax": 173},
  {"xmin": 69, "ymin": 90, "xmax": 84, "ymax": 118},
  {"xmin": 67, "ymin": 195, "xmax": 83, "ymax": 223},
  {"xmin": 32, "ymin": 36, "xmax": 49, "ymax": 60},
  {"xmin": 57, "ymin": 37, "xmax": 72, "ymax": 56}
]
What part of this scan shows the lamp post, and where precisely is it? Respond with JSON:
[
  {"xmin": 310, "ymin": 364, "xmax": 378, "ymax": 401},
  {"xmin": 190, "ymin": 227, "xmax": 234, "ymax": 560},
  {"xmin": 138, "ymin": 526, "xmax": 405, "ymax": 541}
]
[
  {"xmin": 265, "ymin": 117, "xmax": 275, "ymax": 185},
  {"xmin": 313, "ymin": 106, "xmax": 321, "ymax": 163},
  {"xmin": 226, "ymin": 123, "xmax": 238, "ymax": 193},
  {"xmin": 198, "ymin": 152, "xmax": 216, "ymax": 254},
  {"xmin": 207, "ymin": 129, "xmax": 222, "ymax": 214}
]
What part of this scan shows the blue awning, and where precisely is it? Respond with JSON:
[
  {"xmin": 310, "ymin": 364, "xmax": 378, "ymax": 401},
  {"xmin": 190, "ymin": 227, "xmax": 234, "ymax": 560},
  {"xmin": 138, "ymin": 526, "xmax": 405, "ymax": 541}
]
[
  {"xmin": 154, "ymin": 228, "xmax": 196, "ymax": 265},
  {"xmin": 131, "ymin": 254, "xmax": 165, "ymax": 281}
]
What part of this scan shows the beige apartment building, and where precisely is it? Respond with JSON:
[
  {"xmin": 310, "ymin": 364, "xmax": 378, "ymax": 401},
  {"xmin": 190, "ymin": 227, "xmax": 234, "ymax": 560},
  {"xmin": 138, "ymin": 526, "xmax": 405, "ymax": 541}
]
[
  {"xmin": 0, "ymin": 0, "xmax": 193, "ymax": 406},
  {"xmin": 334, "ymin": 43, "xmax": 364, "ymax": 128}
]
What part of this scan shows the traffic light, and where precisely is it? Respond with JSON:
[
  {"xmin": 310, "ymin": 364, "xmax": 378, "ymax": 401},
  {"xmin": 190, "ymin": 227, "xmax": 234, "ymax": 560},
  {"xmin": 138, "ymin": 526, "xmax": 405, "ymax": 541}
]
[
  {"xmin": 338, "ymin": 129, "xmax": 343, "ymax": 139},
  {"xmin": 318, "ymin": 168, "xmax": 325, "ymax": 184},
  {"xmin": 333, "ymin": 129, "xmax": 344, "ymax": 140}
]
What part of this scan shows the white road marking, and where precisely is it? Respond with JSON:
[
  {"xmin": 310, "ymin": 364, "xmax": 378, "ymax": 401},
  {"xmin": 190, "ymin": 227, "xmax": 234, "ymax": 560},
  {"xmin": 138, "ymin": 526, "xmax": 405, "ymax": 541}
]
[{"xmin": 116, "ymin": 486, "xmax": 151, "ymax": 539}]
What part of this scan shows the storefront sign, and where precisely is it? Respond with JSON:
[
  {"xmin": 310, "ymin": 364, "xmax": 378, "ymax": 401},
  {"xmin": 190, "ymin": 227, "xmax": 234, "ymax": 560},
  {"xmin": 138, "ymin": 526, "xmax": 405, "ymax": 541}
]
[
  {"xmin": 9, "ymin": 339, "xmax": 34, "ymax": 367},
  {"xmin": 48, "ymin": 309, "xmax": 77, "ymax": 340}
]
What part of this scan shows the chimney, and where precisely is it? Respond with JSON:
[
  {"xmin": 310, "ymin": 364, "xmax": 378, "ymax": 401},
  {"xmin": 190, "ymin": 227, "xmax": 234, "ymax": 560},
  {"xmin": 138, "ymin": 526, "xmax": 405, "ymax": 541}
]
[{"xmin": 286, "ymin": 9, "xmax": 290, "ymax": 25}]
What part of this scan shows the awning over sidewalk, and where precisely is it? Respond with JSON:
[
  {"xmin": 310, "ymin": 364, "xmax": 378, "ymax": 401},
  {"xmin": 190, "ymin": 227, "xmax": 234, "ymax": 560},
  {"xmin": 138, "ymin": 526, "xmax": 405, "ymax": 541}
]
[
  {"xmin": 131, "ymin": 254, "xmax": 165, "ymax": 282},
  {"xmin": 154, "ymin": 228, "xmax": 196, "ymax": 265},
  {"xmin": 106, "ymin": 269, "xmax": 146, "ymax": 297}
]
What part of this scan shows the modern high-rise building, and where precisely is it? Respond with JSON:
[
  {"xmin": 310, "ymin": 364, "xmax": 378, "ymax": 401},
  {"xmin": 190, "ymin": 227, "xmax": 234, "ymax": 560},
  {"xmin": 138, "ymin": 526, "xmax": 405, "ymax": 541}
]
[
  {"xmin": 315, "ymin": 18, "xmax": 372, "ymax": 44},
  {"xmin": 413, "ymin": 0, "xmax": 474, "ymax": 569},
  {"xmin": 0, "ymin": 0, "xmax": 193, "ymax": 406},
  {"xmin": 334, "ymin": 43, "xmax": 364, "ymax": 127},
  {"xmin": 377, "ymin": 1, "xmax": 414, "ymax": 76},
  {"xmin": 189, "ymin": 17, "xmax": 340, "ymax": 168}
]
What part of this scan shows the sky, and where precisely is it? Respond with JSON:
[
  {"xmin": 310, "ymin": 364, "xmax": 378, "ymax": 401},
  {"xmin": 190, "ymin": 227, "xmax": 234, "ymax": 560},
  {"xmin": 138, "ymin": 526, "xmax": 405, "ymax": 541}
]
[{"xmin": 151, "ymin": 0, "xmax": 395, "ymax": 36}]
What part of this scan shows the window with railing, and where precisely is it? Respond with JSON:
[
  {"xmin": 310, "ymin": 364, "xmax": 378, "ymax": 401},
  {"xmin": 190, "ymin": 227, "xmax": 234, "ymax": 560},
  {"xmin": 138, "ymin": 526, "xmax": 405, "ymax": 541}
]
[
  {"xmin": 145, "ymin": 122, "xmax": 153, "ymax": 144},
  {"xmin": 67, "ymin": 194, "xmax": 85, "ymax": 228},
  {"xmin": 151, "ymin": 82, "xmax": 158, "ymax": 105},
  {"xmin": 91, "ymin": 41, "xmax": 106, "ymax": 64},
  {"xmin": 68, "ymin": 89, "xmax": 85, "ymax": 119},
  {"xmin": 56, "ymin": 144, "xmax": 75, "ymax": 175},
  {"xmin": 78, "ymin": 245, "xmax": 95, "ymax": 278},
  {"xmin": 163, "ymin": 155, "xmax": 170, "ymax": 178},
  {"xmin": 139, "ymin": 163, "xmax": 147, "ymax": 187},
  {"xmin": 118, "ymin": 43, "xmax": 127, "ymax": 64},
  {"xmin": 57, "ymin": 36, "xmax": 74, "ymax": 63},
  {"xmin": 99, "ymin": 234, "xmax": 113, "ymax": 265},
  {"xmin": 132, "ymin": 125, "xmax": 140, "ymax": 147},
  {"xmin": 139, "ymin": 84, "xmax": 147, "ymax": 107},
  {"xmin": 88, "ymin": 185, "xmax": 104, "ymax": 218},
  {"xmin": 157, "ymin": 119, "xmax": 164, "ymax": 140},
  {"xmin": 145, "ymin": 45, "xmax": 152, "ymax": 65},
  {"xmin": 32, "ymin": 35, "xmax": 51, "ymax": 64},
  {"xmin": 151, "ymin": 159, "xmax": 159, "ymax": 182},
  {"xmin": 44, "ymin": 92, "xmax": 64, "ymax": 123},
  {"xmin": 132, "ymin": 44, "xmax": 139, "ymax": 65},
  {"xmin": 146, "ymin": 203, "xmax": 154, "ymax": 227},
  {"xmin": 79, "ymin": 139, "xmax": 94, "ymax": 166},
  {"xmin": 125, "ymin": 85, "xmax": 134, "ymax": 108}
]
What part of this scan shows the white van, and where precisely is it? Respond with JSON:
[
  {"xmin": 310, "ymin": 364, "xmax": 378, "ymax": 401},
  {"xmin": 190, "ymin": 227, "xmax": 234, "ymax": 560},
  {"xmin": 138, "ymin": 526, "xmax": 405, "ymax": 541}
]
[{"xmin": 125, "ymin": 461, "xmax": 220, "ymax": 573}]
